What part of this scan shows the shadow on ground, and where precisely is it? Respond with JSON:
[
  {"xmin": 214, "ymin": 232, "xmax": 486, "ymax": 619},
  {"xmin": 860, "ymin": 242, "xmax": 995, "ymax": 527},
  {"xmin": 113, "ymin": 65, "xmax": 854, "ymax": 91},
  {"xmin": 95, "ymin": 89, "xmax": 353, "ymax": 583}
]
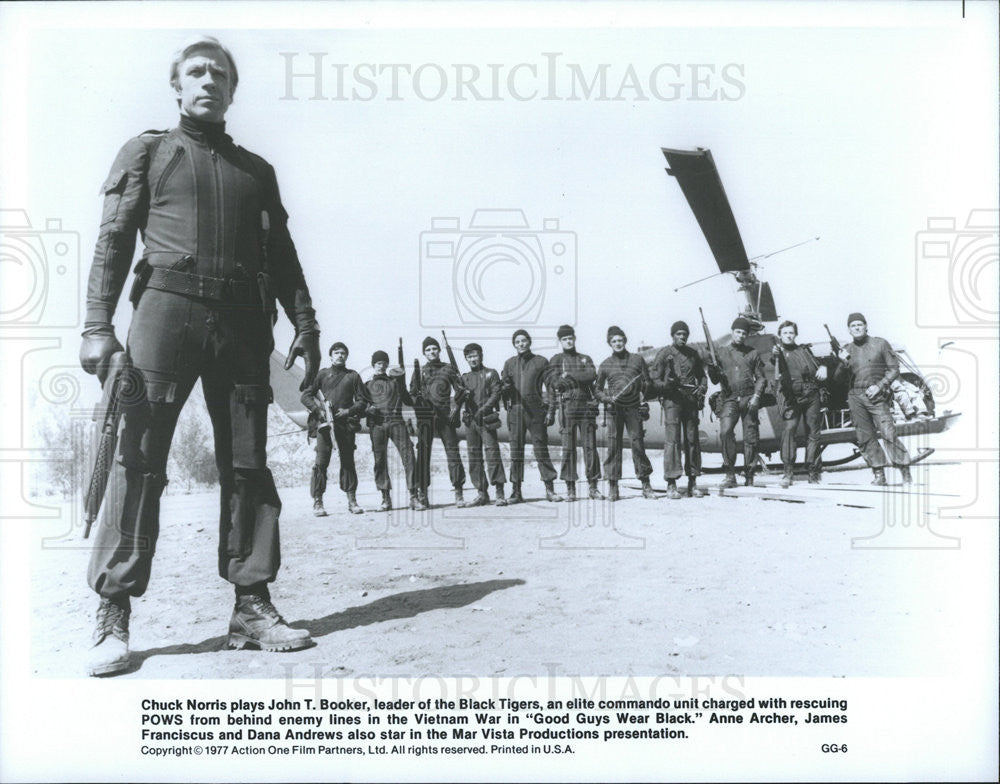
[{"xmin": 124, "ymin": 578, "xmax": 524, "ymax": 673}]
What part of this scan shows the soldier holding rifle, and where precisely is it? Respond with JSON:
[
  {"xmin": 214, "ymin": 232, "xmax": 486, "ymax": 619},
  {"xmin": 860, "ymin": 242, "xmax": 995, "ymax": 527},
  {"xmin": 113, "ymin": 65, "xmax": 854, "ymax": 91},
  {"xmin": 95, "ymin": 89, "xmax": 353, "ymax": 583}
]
[
  {"xmin": 461, "ymin": 343, "xmax": 508, "ymax": 507},
  {"xmin": 704, "ymin": 315, "xmax": 767, "ymax": 488},
  {"xmin": 547, "ymin": 325, "xmax": 604, "ymax": 501},
  {"xmin": 79, "ymin": 37, "xmax": 319, "ymax": 676},
  {"xmin": 415, "ymin": 335, "xmax": 469, "ymax": 507},
  {"xmin": 302, "ymin": 342, "xmax": 371, "ymax": 516},
  {"xmin": 772, "ymin": 320, "xmax": 825, "ymax": 487},
  {"xmin": 833, "ymin": 313, "xmax": 913, "ymax": 485},
  {"xmin": 594, "ymin": 326, "xmax": 655, "ymax": 501},
  {"xmin": 650, "ymin": 320, "xmax": 708, "ymax": 499},
  {"xmin": 365, "ymin": 348, "xmax": 419, "ymax": 511}
]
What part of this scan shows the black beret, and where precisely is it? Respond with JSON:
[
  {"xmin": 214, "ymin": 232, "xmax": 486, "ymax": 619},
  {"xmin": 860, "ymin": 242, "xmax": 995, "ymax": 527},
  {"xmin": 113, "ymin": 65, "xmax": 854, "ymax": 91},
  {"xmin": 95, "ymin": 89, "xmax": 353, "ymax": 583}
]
[
  {"xmin": 731, "ymin": 317, "xmax": 752, "ymax": 332},
  {"xmin": 556, "ymin": 324, "xmax": 575, "ymax": 339},
  {"xmin": 847, "ymin": 312, "xmax": 867, "ymax": 326},
  {"xmin": 371, "ymin": 350, "xmax": 389, "ymax": 365},
  {"xmin": 463, "ymin": 342, "xmax": 483, "ymax": 356},
  {"xmin": 511, "ymin": 329, "xmax": 532, "ymax": 345},
  {"xmin": 670, "ymin": 320, "xmax": 690, "ymax": 335},
  {"xmin": 329, "ymin": 341, "xmax": 348, "ymax": 355},
  {"xmin": 422, "ymin": 336, "xmax": 440, "ymax": 351}
]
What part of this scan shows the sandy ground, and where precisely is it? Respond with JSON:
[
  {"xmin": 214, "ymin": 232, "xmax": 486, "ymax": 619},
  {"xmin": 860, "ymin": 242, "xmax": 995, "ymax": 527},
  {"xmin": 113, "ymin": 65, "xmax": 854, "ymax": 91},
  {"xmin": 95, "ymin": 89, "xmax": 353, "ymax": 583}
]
[{"xmin": 30, "ymin": 458, "xmax": 991, "ymax": 680}]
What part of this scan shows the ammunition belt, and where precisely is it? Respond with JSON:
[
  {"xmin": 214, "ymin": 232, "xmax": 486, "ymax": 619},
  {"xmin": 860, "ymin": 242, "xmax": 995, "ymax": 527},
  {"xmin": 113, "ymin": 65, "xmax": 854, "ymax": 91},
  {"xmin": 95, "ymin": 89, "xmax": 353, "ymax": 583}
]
[{"xmin": 146, "ymin": 267, "xmax": 257, "ymax": 303}]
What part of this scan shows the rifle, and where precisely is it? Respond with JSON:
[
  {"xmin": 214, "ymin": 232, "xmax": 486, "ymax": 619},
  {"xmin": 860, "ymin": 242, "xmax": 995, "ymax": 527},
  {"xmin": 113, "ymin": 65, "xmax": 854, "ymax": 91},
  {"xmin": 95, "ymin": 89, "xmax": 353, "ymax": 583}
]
[
  {"xmin": 441, "ymin": 330, "xmax": 459, "ymax": 372},
  {"xmin": 771, "ymin": 336, "xmax": 796, "ymax": 403},
  {"xmin": 83, "ymin": 351, "xmax": 133, "ymax": 538},
  {"xmin": 699, "ymin": 307, "xmax": 730, "ymax": 397},
  {"xmin": 397, "ymin": 337, "xmax": 405, "ymax": 371},
  {"xmin": 824, "ymin": 324, "xmax": 842, "ymax": 357}
]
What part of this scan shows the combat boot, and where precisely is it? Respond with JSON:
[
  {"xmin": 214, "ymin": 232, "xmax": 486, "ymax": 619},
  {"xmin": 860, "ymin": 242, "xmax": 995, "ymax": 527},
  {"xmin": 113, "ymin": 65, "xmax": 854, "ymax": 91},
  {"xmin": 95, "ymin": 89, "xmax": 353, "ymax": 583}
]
[
  {"xmin": 608, "ymin": 481, "xmax": 620, "ymax": 502},
  {"xmin": 719, "ymin": 472, "xmax": 738, "ymax": 490},
  {"xmin": 228, "ymin": 593, "xmax": 311, "ymax": 652},
  {"xmin": 665, "ymin": 479, "xmax": 682, "ymax": 500},
  {"xmin": 494, "ymin": 485, "xmax": 508, "ymax": 506},
  {"xmin": 346, "ymin": 491, "xmax": 364, "ymax": 514},
  {"xmin": 565, "ymin": 482, "xmax": 577, "ymax": 502},
  {"xmin": 312, "ymin": 497, "xmax": 327, "ymax": 517},
  {"xmin": 87, "ymin": 596, "xmax": 131, "ymax": 677},
  {"xmin": 780, "ymin": 470, "xmax": 793, "ymax": 489},
  {"xmin": 454, "ymin": 487, "xmax": 467, "ymax": 508},
  {"xmin": 687, "ymin": 477, "xmax": 708, "ymax": 498},
  {"xmin": 807, "ymin": 470, "xmax": 821, "ymax": 485},
  {"xmin": 377, "ymin": 489, "xmax": 392, "ymax": 512},
  {"xmin": 641, "ymin": 478, "xmax": 657, "ymax": 499},
  {"xmin": 508, "ymin": 483, "xmax": 524, "ymax": 504},
  {"xmin": 410, "ymin": 491, "xmax": 429, "ymax": 511},
  {"xmin": 588, "ymin": 481, "xmax": 606, "ymax": 500},
  {"xmin": 899, "ymin": 465, "xmax": 913, "ymax": 485},
  {"xmin": 871, "ymin": 467, "xmax": 887, "ymax": 486},
  {"xmin": 468, "ymin": 489, "xmax": 490, "ymax": 507},
  {"xmin": 544, "ymin": 480, "xmax": 564, "ymax": 502},
  {"xmin": 743, "ymin": 470, "xmax": 756, "ymax": 487}
]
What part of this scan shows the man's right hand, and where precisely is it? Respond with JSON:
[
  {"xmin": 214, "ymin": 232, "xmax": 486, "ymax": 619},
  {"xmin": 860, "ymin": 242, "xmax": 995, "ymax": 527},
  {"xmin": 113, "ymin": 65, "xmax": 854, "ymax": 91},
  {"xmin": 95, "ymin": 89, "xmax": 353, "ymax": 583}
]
[
  {"xmin": 80, "ymin": 324, "xmax": 124, "ymax": 384},
  {"xmin": 285, "ymin": 330, "xmax": 321, "ymax": 391}
]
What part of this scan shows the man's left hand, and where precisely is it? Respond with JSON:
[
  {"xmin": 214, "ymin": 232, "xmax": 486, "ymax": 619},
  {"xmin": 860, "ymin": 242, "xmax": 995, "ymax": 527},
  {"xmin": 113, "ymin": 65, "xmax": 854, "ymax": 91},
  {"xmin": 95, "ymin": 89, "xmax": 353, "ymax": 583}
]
[
  {"xmin": 865, "ymin": 384, "xmax": 882, "ymax": 400},
  {"xmin": 285, "ymin": 330, "xmax": 321, "ymax": 390}
]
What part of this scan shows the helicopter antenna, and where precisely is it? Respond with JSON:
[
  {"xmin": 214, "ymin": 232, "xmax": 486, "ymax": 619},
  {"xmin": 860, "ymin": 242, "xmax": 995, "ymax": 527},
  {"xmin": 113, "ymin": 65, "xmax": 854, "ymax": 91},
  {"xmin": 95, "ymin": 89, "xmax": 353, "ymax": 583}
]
[
  {"xmin": 674, "ymin": 236, "xmax": 820, "ymax": 292},
  {"xmin": 749, "ymin": 236, "xmax": 820, "ymax": 262}
]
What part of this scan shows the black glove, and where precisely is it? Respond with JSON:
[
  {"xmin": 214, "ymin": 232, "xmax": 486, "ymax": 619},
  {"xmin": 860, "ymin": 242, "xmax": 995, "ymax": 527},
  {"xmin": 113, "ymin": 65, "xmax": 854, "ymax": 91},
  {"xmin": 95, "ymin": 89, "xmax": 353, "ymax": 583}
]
[
  {"xmin": 284, "ymin": 329, "xmax": 321, "ymax": 391},
  {"xmin": 79, "ymin": 323, "xmax": 124, "ymax": 384}
]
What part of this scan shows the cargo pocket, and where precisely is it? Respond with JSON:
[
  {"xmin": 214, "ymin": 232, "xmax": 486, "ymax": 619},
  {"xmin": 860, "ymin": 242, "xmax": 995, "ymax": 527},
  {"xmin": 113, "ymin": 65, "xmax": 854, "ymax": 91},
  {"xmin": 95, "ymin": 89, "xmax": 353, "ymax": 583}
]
[
  {"xmin": 99, "ymin": 170, "xmax": 128, "ymax": 227},
  {"xmin": 231, "ymin": 383, "xmax": 272, "ymax": 470}
]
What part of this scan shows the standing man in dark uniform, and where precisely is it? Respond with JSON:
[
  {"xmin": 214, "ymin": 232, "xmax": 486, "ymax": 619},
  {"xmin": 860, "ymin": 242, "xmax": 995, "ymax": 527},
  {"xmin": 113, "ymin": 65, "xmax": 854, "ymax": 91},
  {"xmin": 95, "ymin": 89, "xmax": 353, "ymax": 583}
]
[
  {"xmin": 301, "ymin": 342, "xmax": 370, "ymax": 516},
  {"xmin": 834, "ymin": 313, "xmax": 913, "ymax": 485},
  {"xmin": 365, "ymin": 350, "xmax": 419, "ymax": 511},
  {"xmin": 415, "ymin": 336, "xmax": 468, "ymax": 507},
  {"xmin": 547, "ymin": 325, "xmax": 604, "ymax": 501},
  {"xmin": 461, "ymin": 343, "xmax": 507, "ymax": 506},
  {"xmin": 79, "ymin": 37, "xmax": 319, "ymax": 676},
  {"xmin": 650, "ymin": 320, "xmax": 708, "ymax": 499},
  {"xmin": 500, "ymin": 329, "xmax": 563, "ymax": 504},
  {"xmin": 772, "ymin": 320, "xmax": 825, "ymax": 488},
  {"xmin": 594, "ymin": 326, "xmax": 655, "ymax": 501},
  {"xmin": 708, "ymin": 316, "xmax": 767, "ymax": 488}
]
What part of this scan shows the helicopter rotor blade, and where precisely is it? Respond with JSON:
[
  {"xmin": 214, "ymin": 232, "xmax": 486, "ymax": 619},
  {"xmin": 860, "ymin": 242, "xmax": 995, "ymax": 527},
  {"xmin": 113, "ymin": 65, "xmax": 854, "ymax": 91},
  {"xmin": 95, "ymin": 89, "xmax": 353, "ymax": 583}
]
[{"xmin": 662, "ymin": 147, "xmax": 750, "ymax": 274}]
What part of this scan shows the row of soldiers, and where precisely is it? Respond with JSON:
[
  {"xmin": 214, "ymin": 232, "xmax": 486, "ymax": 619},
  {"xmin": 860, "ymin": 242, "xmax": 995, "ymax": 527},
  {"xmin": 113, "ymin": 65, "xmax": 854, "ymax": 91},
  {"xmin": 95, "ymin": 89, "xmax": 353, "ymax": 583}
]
[{"xmin": 301, "ymin": 312, "xmax": 915, "ymax": 514}]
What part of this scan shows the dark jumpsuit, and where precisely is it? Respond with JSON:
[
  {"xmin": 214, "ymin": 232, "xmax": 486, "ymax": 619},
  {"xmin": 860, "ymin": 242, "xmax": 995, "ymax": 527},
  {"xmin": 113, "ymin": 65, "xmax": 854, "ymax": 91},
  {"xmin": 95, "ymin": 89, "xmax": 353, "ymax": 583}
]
[
  {"xmin": 85, "ymin": 116, "xmax": 315, "ymax": 598},
  {"xmin": 773, "ymin": 343, "xmax": 823, "ymax": 475},
  {"xmin": 365, "ymin": 372, "xmax": 418, "ymax": 494},
  {"xmin": 301, "ymin": 366, "xmax": 370, "ymax": 496},
  {"xmin": 710, "ymin": 342, "xmax": 767, "ymax": 476},
  {"xmin": 462, "ymin": 366, "xmax": 506, "ymax": 492},
  {"xmin": 547, "ymin": 351, "xmax": 601, "ymax": 483},
  {"xmin": 650, "ymin": 344, "xmax": 707, "ymax": 481},
  {"xmin": 595, "ymin": 351, "xmax": 653, "ymax": 482},
  {"xmin": 500, "ymin": 351, "xmax": 558, "ymax": 485}
]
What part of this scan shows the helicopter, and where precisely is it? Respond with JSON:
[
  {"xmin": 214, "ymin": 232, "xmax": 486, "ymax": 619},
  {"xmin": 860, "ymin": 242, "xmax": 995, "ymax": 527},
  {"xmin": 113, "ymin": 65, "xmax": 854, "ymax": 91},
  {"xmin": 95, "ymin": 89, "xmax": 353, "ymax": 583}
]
[{"xmin": 268, "ymin": 147, "xmax": 959, "ymax": 470}]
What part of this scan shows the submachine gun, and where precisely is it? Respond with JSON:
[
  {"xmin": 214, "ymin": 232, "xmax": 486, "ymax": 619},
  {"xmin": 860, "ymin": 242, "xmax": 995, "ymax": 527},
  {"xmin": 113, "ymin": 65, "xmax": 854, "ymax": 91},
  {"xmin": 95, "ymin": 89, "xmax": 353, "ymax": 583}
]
[{"xmin": 83, "ymin": 351, "xmax": 135, "ymax": 538}]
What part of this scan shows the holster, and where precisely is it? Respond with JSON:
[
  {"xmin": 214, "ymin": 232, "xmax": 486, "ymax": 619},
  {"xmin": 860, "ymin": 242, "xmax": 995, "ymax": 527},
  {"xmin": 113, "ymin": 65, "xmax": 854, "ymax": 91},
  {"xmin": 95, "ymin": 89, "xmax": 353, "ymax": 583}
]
[{"xmin": 128, "ymin": 259, "xmax": 153, "ymax": 308}]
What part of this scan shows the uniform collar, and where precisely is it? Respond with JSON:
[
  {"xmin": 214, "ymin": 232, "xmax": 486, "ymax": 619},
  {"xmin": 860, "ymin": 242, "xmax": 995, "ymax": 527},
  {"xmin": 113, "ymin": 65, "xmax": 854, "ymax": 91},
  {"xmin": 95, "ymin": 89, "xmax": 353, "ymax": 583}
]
[
  {"xmin": 178, "ymin": 114, "xmax": 230, "ymax": 146},
  {"xmin": 517, "ymin": 350, "xmax": 534, "ymax": 361}
]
